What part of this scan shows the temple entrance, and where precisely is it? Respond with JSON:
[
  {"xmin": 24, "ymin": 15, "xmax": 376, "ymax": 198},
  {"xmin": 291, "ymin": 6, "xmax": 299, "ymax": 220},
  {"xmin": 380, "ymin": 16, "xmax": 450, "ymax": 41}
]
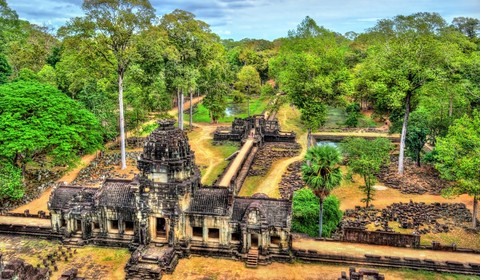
[
  {"xmin": 250, "ymin": 234, "xmax": 259, "ymax": 248},
  {"xmin": 76, "ymin": 220, "xmax": 82, "ymax": 232},
  {"xmin": 155, "ymin": 218, "xmax": 167, "ymax": 238}
]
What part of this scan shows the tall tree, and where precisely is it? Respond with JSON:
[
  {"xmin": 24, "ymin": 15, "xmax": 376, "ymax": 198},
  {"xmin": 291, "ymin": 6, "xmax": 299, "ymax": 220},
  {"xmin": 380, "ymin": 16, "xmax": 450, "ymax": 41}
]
[
  {"xmin": 341, "ymin": 138, "xmax": 393, "ymax": 207},
  {"xmin": 62, "ymin": 0, "xmax": 155, "ymax": 169},
  {"xmin": 235, "ymin": 65, "xmax": 261, "ymax": 117},
  {"xmin": 301, "ymin": 145, "xmax": 342, "ymax": 237},
  {"xmin": 270, "ymin": 16, "xmax": 350, "ymax": 146},
  {"xmin": 355, "ymin": 13, "xmax": 449, "ymax": 175},
  {"xmin": 160, "ymin": 10, "xmax": 219, "ymax": 129},
  {"xmin": 435, "ymin": 111, "xmax": 480, "ymax": 228},
  {"xmin": 452, "ymin": 17, "xmax": 480, "ymax": 39}
]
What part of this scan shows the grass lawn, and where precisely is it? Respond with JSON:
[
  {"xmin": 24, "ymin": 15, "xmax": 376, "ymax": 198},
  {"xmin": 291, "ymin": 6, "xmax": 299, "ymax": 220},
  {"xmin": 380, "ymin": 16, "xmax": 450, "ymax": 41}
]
[
  {"xmin": 201, "ymin": 141, "xmax": 239, "ymax": 185},
  {"xmin": 192, "ymin": 97, "xmax": 270, "ymax": 123}
]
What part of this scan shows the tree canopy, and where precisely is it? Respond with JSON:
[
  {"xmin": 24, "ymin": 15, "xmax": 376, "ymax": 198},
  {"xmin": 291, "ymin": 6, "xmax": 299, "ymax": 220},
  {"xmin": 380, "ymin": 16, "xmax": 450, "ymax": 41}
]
[
  {"xmin": 0, "ymin": 81, "xmax": 103, "ymax": 173},
  {"xmin": 435, "ymin": 111, "xmax": 480, "ymax": 228}
]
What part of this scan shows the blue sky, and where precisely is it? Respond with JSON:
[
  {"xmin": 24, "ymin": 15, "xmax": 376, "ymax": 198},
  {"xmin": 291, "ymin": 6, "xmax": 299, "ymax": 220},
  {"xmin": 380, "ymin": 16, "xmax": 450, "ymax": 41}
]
[{"xmin": 6, "ymin": 0, "xmax": 480, "ymax": 40}]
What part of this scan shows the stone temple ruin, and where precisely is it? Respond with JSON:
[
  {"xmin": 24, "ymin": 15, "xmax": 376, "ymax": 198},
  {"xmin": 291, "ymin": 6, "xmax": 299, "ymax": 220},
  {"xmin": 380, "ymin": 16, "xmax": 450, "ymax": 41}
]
[
  {"xmin": 48, "ymin": 119, "xmax": 293, "ymax": 278},
  {"xmin": 213, "ymin": 115, "xmax": 296, "ymax": 143}
]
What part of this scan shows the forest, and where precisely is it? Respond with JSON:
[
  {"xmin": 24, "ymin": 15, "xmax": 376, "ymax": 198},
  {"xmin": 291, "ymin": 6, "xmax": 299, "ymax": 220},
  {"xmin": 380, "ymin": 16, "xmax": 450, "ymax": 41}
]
[{"xmin": 0, "ymin": 0, "xmax": 479, "ymax": 205}]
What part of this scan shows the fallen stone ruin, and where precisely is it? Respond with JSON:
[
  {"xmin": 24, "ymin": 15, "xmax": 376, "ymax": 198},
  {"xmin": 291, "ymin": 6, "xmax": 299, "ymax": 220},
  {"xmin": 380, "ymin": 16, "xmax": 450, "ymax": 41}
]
[
  {"xmin": 342, "ymin": 201, "xmax": 472, "ymax": 235},
  {"xmin": 0, "ymin": 255, "xmax": 49, "ymax": 280},
  {"xmin": 278, "ymin": 161, "xmax": 304, "ymax": 199},
  {"xmin": 247, "ymin": 142, "xmax": 301, "ymax": 177},
  {"xmin": 378, "ymin": 157, "xmax": 451, "ymax": 195},
  {"xmin": 71, "ymin": 151, "xmax": 141, "ymax": 186}
]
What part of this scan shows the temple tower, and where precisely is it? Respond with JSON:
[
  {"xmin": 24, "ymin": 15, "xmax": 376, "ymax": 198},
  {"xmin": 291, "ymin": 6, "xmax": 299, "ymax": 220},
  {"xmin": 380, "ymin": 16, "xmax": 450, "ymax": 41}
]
[{"xmin": 136, "ymin": 119, "xmax": 200, "ymax": 245}]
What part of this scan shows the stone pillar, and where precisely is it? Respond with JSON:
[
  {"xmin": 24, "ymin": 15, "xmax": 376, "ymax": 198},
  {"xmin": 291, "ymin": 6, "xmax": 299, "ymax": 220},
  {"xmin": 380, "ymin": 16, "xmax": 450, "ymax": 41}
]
[{"xmin": 202, "ymin": 222, "xmax": 208, "ymax": 243}]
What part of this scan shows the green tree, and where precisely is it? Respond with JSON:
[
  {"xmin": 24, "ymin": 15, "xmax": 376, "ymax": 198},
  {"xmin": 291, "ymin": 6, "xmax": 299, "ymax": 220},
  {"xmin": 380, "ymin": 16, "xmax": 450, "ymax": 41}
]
[
  {"xmin": 452, "ymin": 17, "xmax": 480, "ymax": 39},
  {"xmin": 301, "ymin": 145, "xmax": 342, "ymax": 237},
  {"xmin": 0, "ymin": 81, "xmax": 103, "ymax": 177},
  {"xmin": 292, "ymin": 188, "xmax": 343, "ymax": 237},
  {"xmin": 270, "ymin": 16, "xmax": 350, "ymax": 147},
  {"xmin": 0, "ymin": 160, "xmax": 23, "ymax": 202},
  {"xmin": 355, "ymin": 13, "xmax": 450, "ymax": 175},
  {"xmin": 160, "ymin": 9, "xmax": 220, "ymax": 129},
  {"xmin": 0, "ymin": 54, "xmax": 11, "ymax": 84},
  {"xmin": 62, "ymin": 0, "xmax": 155, "ymax": 169},
  {"xmin": 235, "ymin": 65, "xmax": 261, "ymax": 117},
  {"xmin": 341, "ymin": 138, "xmax": 393, "ymax": 207},
  {"xmin": 406, "ymin": 109, "xmax": 430, "ymax": 166},
  {"xmin": 435, "ymin": 111, "xmax": 480, "ymax": 228}
]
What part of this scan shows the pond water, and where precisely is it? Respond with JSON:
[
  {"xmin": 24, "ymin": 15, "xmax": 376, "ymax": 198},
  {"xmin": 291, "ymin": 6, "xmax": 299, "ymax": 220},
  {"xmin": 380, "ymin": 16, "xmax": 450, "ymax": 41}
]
[
  {"xmin": 225, "ymin": 103, "xmax": 246, "ymax": 117},
  {"xmin": 316, "ymin": 141, "xmax": 339, "ymax": 148}
]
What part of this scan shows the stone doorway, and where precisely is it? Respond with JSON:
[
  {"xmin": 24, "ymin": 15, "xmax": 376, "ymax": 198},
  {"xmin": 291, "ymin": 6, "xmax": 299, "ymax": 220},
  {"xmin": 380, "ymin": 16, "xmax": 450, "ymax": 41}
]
[
  {"xmin": 250, "ymin": 233, "xmax": 259, "ymax": 248},
  {"xmin": 75, "ymin": 220, "xmax": 82, "ymax": 232},
  {"xmin": 155, "ymin": 217, "xmax": 167, "ymax": 239}
]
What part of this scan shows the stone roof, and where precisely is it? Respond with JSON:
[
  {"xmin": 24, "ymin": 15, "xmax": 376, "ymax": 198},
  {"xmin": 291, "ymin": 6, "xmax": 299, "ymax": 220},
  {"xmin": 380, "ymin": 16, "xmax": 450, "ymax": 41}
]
[
  {"xmin": 187, "ymin": 188, "xmax": 230, "ymax": 216},
  {"xmin": 232, "ymin": 196, "xmax": 291, "ymax": 228},
  {"xmin": 49, "ymin": 186, "xmax": 97, "ymax": 210},
  {"xmin": 96, "ymin": 179, "xmax": 135, "ymax": 209}
]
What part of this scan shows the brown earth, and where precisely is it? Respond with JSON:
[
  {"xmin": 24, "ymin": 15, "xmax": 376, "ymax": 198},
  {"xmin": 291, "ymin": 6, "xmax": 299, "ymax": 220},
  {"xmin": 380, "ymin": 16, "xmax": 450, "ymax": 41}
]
[{"xmin": 163, "ymin": 255, "xmax": 471, "ymax": 280}]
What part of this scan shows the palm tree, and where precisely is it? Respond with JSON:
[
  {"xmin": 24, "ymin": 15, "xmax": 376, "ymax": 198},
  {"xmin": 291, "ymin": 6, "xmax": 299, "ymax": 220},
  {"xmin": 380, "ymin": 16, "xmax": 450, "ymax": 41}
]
[{"xmin": 302, "ymin": 145, "xmax": 342, "ymax": 237}]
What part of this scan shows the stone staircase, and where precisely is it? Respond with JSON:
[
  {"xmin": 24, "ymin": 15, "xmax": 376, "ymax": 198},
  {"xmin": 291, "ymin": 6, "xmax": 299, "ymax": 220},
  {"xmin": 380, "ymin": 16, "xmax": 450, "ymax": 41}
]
[{"xmin": 246, "ymin": 248, "xmax": 259, "ymax": 268}]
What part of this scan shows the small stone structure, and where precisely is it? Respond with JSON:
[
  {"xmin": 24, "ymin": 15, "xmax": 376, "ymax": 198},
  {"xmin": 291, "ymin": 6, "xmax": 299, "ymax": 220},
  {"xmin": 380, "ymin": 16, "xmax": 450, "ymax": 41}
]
[
  {"xmin": 338, "ymin": 267, "xmax": 385, "ymax": 280},
  {"xmin": 214, "ymin": 115, "xmax": 295, "ymax": 143},
  {"xmin": 48, "ymin": 119, "xmax": 293, "ymax": 278}
]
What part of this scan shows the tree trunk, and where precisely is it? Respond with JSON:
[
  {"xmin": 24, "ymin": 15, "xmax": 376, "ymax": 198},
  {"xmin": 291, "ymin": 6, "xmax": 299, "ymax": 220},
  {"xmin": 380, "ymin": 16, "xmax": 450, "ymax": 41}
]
[
  {"xmin": 364, "ymin": 175, "xmax": 370, "ymax": 208},
  {"xmin": 179, "ymin": 89, "xmax": 184, "ymax": 130},
  {"xmin": 118, "ymin": 71, "xmax": 127, "ymax": 170},
  {"xmin": 416, "ymin": 152, "xmax": 421, "ymax": 167},
  {"xmin": 307, "ymin": 128, "xmax": 311, "ymax": 150},
  {"xmin": 449, "ymin": 94, "xmax": 453, "ymax": 117},
  {"xmin": 319, "ymin": 197, "xmax": 324, "ymax": 238},
  {"xmin": 398, "ymin": 92, "xmax": 412, "ymax": 175},
  {"xmin": 189, "ymin": 88, "xmax": 193, "ymax": 130},
  {"xmin": 473, "ymin": 195, "xmax": 478, "ymax": 229}
]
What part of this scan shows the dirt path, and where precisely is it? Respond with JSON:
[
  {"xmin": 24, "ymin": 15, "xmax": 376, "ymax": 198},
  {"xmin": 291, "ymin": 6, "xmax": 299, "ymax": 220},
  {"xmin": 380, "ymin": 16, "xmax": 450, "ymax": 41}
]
[
  {"xmin": 0, "ymin": 216, "xmax": 51, "ymax": 227},
  {"xmin": 186, "ymin": 122, "xmax": 228, "ymax": 185},
  {"xmin": 294, "ymin": 238, "xmax": 480, "ymax": 264},
  {"xmin": 251, "ymin": 133, "xmax": 307, "ymax": 198},
  {"xmin": 163, "ymin": 255, "xmax": 468, "ymax": 280}
]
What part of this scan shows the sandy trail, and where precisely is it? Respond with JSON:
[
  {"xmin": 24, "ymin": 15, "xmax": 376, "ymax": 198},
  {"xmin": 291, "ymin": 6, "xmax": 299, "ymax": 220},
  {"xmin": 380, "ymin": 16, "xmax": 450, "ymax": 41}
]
[
  {"xmin": 294, "ymin": 238, "xmax": 480, "ymax": 263},
  {"xmin": 252, "ymin": 133, "xmax": 307, "ymax": 198},
  {"xmin": 186, "ymin": 122, "xmax": 227, "ymax": 185}
]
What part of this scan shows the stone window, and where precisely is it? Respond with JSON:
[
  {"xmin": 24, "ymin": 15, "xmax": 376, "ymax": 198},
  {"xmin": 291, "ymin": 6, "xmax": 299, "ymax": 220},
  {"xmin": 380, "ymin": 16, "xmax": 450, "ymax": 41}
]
[
  {"xmin": 270, "ymin": 236, "xmax": 281, "ymax": 247},
  {"xmin": 231, "ymin": 232, "xmax": 241, "ymax": 243},
  {"xmin": 92, "ymin": 222, "xmax": 100, "ymax": 232},
  {"xmin": 125, "ymin": 221, "xmax": 134, "ymax": 234},
  {"xmin": 208, "ymin": 228, "xmax": 220, "ymax": 240},
  {"xmin": 192, "ymin": 227, "xmax": 203, "ymax": 239},
  {"xmin": 108, "ymin": 220, "xmax": 119, "ymax": 233}
]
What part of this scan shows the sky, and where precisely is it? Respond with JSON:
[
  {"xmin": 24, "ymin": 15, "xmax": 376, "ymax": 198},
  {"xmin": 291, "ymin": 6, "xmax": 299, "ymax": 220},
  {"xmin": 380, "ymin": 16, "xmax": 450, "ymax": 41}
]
[{"xmin": 6, "ymin": 0, "xmax": 480, "ymax": 40}]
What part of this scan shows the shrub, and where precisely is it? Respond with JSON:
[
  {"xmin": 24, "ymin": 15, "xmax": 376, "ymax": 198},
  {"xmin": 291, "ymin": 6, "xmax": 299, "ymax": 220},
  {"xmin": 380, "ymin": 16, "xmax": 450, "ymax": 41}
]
[{"xmin": 292, "ymin": 188, "xmax": 343, "ymax": 237}]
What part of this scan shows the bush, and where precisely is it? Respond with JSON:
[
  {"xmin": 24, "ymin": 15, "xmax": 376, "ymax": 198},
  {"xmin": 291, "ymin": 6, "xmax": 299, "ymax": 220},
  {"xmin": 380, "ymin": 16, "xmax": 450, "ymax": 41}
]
[
  {"xmin": 292, "ymin": 188, "xmax": 343, "ymax": 237},
  {"xmin": 344, "ymin": 102, "xmax": 361, "ymax": 127},
  {"xmin": 0, "ymin": 161, "xmax": 24, "ymax": 201}
]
